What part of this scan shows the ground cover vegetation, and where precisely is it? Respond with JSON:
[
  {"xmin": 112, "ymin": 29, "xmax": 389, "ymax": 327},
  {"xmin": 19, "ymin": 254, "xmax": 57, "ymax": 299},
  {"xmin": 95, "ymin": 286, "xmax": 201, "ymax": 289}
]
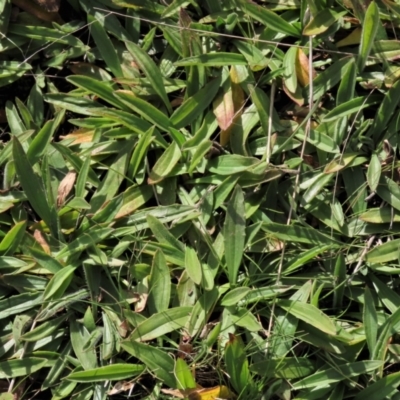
[{"xmin": 2, "ymin": 0, "xmax": 400, "ymax": 399}]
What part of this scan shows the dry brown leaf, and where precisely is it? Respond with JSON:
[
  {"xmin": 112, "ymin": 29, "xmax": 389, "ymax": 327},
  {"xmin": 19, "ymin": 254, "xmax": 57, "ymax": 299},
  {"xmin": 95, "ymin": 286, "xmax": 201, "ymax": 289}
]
[
  {"xmin": 12, "ymin": 0, "xmax": 62, "ymax": 22},
  {"xmin": 33, "ymin": 0, "xmax": 60, "ymax": 12},
  {"xmin": 57, "ymin": 171, "xmax": 76, "ymax": 207},
  {"xmin": 33, "ymin": 229, "xmax": 51, "ymax": 254},
  {"xmin": 107, "ymin": 381, "xmax": 135, "ymax": 396},
  {"xmin": 59, "ymin": 129, "xmax": 94, "ymax": 145},
  {"xmin": 282, "ymin": 83, "xmax": 305, "ymax": 107}
]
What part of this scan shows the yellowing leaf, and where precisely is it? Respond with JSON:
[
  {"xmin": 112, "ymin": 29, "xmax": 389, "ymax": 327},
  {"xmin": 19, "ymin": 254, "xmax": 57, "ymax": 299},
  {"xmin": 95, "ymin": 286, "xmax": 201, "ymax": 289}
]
[
  {"xmin": 296, "ymin": 49, "xmax": 316, "ymax": 87},
  {"xmin": 214, "ymin": 66, "xmax": 245, "ymax": 146},
  {"xmin": 188, "ymin": 385, "xmax": 235, "ymax": 400},
  {"xmin": 337, "ymin": 27, "xmax": 362, "ymax": 47}
]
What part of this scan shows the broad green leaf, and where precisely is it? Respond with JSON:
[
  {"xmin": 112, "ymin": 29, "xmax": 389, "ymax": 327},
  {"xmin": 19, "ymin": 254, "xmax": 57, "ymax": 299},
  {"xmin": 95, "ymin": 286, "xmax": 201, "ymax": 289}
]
[
  {"xmin": 130, "ymin": 307, "xmax": 192, "ymax": 341},
  {"xmin": 0, "ymin": 220, "xmax": 26, "ymax": 256},
  {"xmin": 43, "ymin": 266, "xmax": 76, "ymax": 301},
  {"xmin": 251, "ymin": 358, "xmax": 315, "ymax": 379},
  {"xmin": 234, "ymin": 40, "xmax": 269, "ymax": 71},
  {"xmin": 283, "ymin": 46, "xmax": 298, "ymax": 93},
  {"xmin": 376, "ymin": 175, "xmax": 400, "ymax": 212},
  {"xmin": 367, "ymin": 153, "xmax": 381, "ymax": 192},
  {"xmin": 21, "ymin": 314, "xmax": 67, "ymax": 342},
  {"xmin": 364, "ymin": 286, "xmax": 378, "ymax": 357},
  {"xmin": 175, "ymin": 53, "xmax": 247, "ymax": 66},
  {"xmin": 221, "ymin": 287, "xmax": 251, "ymax": 307},
  {"xmin": 224, "ymin": 334, "xmax": 251, "ymax": 395},
  {"xmin": 87, "ymin": 14, "xmax": 123, "ymax": 77},
  {"xmin": 114, "ymin": 91, "xmax": 171, "ymax": 131},
  {"xmin": 323, "ymin": 95, "xmax": 381, "ymax": 121},
  {"xmin": 0, "ymin": 292, "xmax": 43, "ymax": 320},
  {"xmin": 175, "ymin": 358, "xmax": 196, "ymax": 390},
  {"xmin": 56, "ymin": 227, "xmax": 113, "ymax": 260},
  {"xmin": 224, "ymin": 185, "xmax": 245, "ymax": 286},
  {"xmin": 148, "ymin": 141, "xmax": 182, "ymax": 185},
  {"xmin": 0, "ymin": 358, "xmax": 47, "ymax": 378},
  {"xmin": 146, "ymin": 214, "xmax": 185, "ymax": 252},
  {"xmin": 366, "ymin": 238, "xmax": 400, "ymax": 263},
  {"xmin": 354, "ymin": 371, "xmax": 400, "ymax": 400},
  {"xmin": 67, "ymin": 75, "xmax": 128, "ymax": 110},
  {"xmin": 70, "ymin": 318, "xmax": 97, "ymax": 370},
  {"xmin": 311, "ymin": 58, "xmax": 353, "ymax": 99},
  {"xmin": 170, "ymin": 75, "xmax": 222, "ymax": 129},
  {"xmin": 121, "ymin": 340, "xmax": 175, "ymax": 387},
  {"xmin": 184, "ymin": 246, "xmax": 202, "ymax": 285},
  {"xmin": 373, "ymin": 307, "xmax": 400, "ymax": 376},
  {"xmin": 293, "ymin": 361, "xmax": 383, "ymax": 389},
  {"xmin": 358, "ymin": 2, "xmax": 380, "ymax": 71},
  {"xmin": 147, "ymin": 250, "xmax": 171, "ymax": 314},
  {"xmin": 241, "ymin": 1, "xmax": 301, "ymax": 37},
  {"xmin": 207, "ymin": 155, "xmax": 260, "ymax": 175},
  {"xmin": 27, "ymin": 117, "xmax": 61, "ymax": 166},
  {"xmin": 125, "ymin": 40, "xmax": 172, "ymax": 113},
  {"xmin": 359, "ymin": 208, "xmax": 400, "ymax": 223},
  {"xmin": 370, "ymin": 274, "xmax": 400, "ymax": 313},
  {"xmin": 303, "ymin": 8, "xmax": 347, "ymax": 36},
  {"xmin": 277, "ymin": 300, "xmax": 336, "ymax": 335},
  {"xmin": 66, "ymin": 364, "xmax": 144, "ymax": 382},
  {"xmin": 128, "ymin": 127, "xmax": 154, "ymax": 179},
  {"xmin": 262, "ymin": 222, "xmax": 334, "ymax": 245},
  {"xmin": 13, "ymin": 137, "xmax": 59, "ymax": 240},
  {"xmin": 368, "ymin": 79, "xmax": 400, "ymax": 141}
]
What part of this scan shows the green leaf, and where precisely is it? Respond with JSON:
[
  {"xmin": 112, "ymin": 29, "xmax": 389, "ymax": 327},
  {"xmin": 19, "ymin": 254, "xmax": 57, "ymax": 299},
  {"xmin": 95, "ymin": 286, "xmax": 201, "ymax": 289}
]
[
  {"xmin": 303, "ymin": 8, "xmax": 347, "ymax": 36},
  {"xmin": 66, "ymin": 364, "xmax": 144, "ymax": 382},
  {"xmin": 87, "ymin": 14, "xmax": 123, "ymax": 77},
  {"xmin": 67, "ymin": 75, "xmax": 128, "ymax": 110},
  {"xmin": 224, "ymin": 185, "xmax": 245, "ymax": 286},
  {"xmin": 224, "ymin": 334, "xmax": 252, "ymax": 395},
  {"xmin": 293, "ymin": 361, "xmax": 383, "ymax": 389},
  {"xmin": 70, "ymin": 317, "xmax": 97, "ymax": 370},
  {"xmin": 43, "ymin": 266, "xmax": 76, "ymax": 301},
  {"xmin": 367, "ymin": 153, "xmax": 381, "ymax": 192},
  {"xmin": 148, "ymin": 141, "xmax": 182, "ymax": 185},
  {"xmin": 366, "ymin": 238, "xmax": 400, "ymax": 263},
  {"xmin": 364, "ymin": 286, "xmax": 378, "ymax": 357},
  {"xmin": 323, "ymin": 95, "xmax": 381, "ymax": 121},
  {"xmin": 170, "ymin": 75, "xmax": 222, "ymax": 129},
  {"xmin": 221, "ymin": 287, "xmax": 251, "ymax": 306},
  {"xmin": 358, "ymin": 2, "xmax": 380, "ymax": 71},
  {"xmin": 0, "ymin": 358, "xmax": 47, "ymax": 378},
  {"xmin": 125, "ymin": 41, "xmax": 172, "ymax": 113},
  {"xmin": 353, "ymin": 371, "xmax": 400, "ymax": 400},
  {"xmin": 175, "ymin": 53, "xmax": 247, "ymax": 67},
  {"xmin": 207, "ymin": 155, "xmax": 260, "ymax": 175},
  {"xmin": 184, "ymin": 246, "xmax": 202, "ymax": 285},
  {"xmin": 121, "ymin": 340, "xmax": 175, "ymax": 387},
  {"xmin": 130, "ymin": 307, "xmax": 192, "ymax": 341},
  {"xmin": 368, "ymin": 79, "xmax": 400, "ymax": 142},
  {"xmin": 241, "ymin": 1, "xmax": 301, "ymax": 37},
  {"xmin": 0, "ymin": 292, "xmax": 43, "ymax": 320},
  {"xmin": 311, "ymin": 58, "xmax": 353, "ymax": 99},
  {"xmin": 0, "ymin": 220, "xmax": 26, "ymax": 256},
  {"xmin": 175, "ymin": 358, "xmax": 196, "ymax": 390},
  {"xmin": 114, "ymin": 90, "xmax": 171, "ymax": 131},
  {"xmin": 13, "ymin": 137, "xmax": 59, "ymax": 240},
  {"xmin": 251, "ymin": 357, "xmax": 315, "ymax": 379},
  {"xmin": 277, "ymin": 300, "xmax": 337, "ymax": 335},
  {"xmin": 147, "ymin": 249, "xmax": 171, "ymax": 314}
]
